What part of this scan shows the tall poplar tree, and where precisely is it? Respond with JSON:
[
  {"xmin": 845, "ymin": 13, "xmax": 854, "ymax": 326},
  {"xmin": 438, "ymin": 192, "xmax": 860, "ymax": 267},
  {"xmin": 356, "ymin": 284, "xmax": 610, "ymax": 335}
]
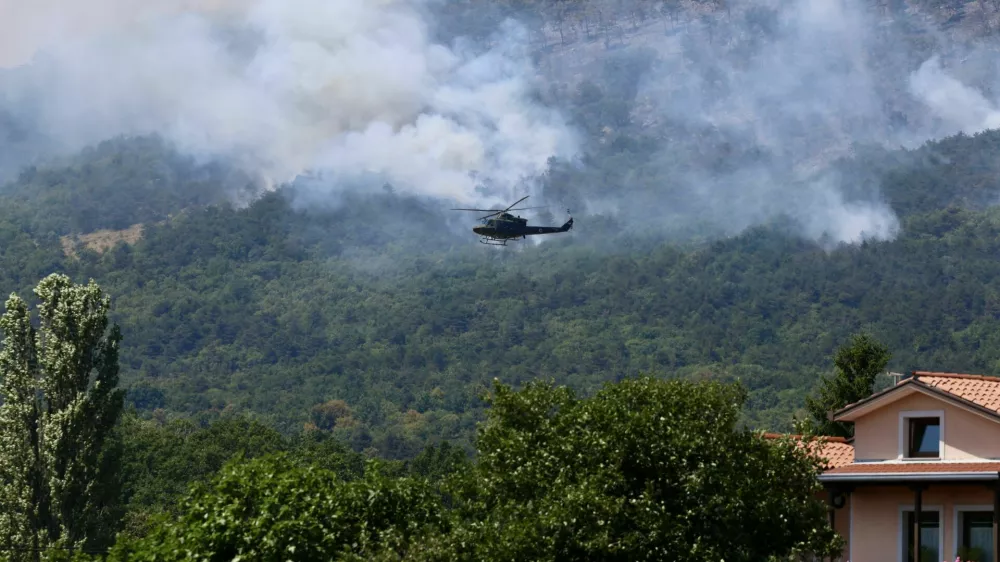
[{"xmin": 0, "ymin": 274, "xmax": 125, "ymax": 560}]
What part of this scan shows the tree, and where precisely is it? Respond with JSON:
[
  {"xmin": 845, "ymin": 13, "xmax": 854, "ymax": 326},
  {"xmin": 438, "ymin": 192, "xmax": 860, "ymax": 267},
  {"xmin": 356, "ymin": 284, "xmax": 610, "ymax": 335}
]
[
  {"xmin": 440, "ymin": 376, "xmax": 842, "ymax": 561},
  {"xmin": 105, "ymin": 454, "xmax": 448, "ymax": 562},
  {"xmin": 795, "ymin": 331, "xmax": 892, "ymax": 438},
  {"xmin": 0, "ymin": 274, "xmax": 125, "ymax": 560},
  {"xmin": 93, "ymin": 377, "xmax": 842, "ymax": 562}
]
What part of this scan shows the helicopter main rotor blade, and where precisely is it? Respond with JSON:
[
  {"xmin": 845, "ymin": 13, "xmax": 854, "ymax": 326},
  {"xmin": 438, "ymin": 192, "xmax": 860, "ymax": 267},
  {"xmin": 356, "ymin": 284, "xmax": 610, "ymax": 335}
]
[
  {"xmin": 482, "ymin": 202, "xmax": 547, "ymax": 219},
  {"xmin": 452, "ymin": 205, "xmax": 547, "ymax": 213},
  {"xmin": 454, "ymin": 197, "xmax": 541, "ymax": 220},
  {"xmin": 503, "ymin": 195, "xmax": 530, "ymax": 213}
]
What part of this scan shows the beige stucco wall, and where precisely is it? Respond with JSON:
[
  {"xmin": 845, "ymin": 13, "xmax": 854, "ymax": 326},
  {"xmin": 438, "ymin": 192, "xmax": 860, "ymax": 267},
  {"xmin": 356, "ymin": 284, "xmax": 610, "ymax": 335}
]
[
  {"xmin": 852, "ymin": 392, "xmax": 1000, "ymax": 461},
  {"xmin": 847, "ymin": 485, "xmax": 995, "ymax": 562}
]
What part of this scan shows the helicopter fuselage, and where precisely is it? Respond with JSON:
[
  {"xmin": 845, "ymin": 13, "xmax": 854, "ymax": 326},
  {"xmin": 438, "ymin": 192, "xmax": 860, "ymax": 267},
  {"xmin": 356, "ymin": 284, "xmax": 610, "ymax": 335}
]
[{"xmin": 472, "ymin": 213, "xmax": 573, "ymax": 240}]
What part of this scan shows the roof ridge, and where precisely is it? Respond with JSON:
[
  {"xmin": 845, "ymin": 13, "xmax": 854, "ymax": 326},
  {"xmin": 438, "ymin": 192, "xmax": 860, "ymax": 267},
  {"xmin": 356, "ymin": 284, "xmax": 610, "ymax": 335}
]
[
  {"xmin": 913, "ymin": 371, "xmax": 1000, "ymax": 382},
  {"xmin": 834, "ymin": 370, "xmax": 1000, "ymax": 422},
  {"xmin": 838, "ymin": 376, "xmax": 918, "ymax": 412}
]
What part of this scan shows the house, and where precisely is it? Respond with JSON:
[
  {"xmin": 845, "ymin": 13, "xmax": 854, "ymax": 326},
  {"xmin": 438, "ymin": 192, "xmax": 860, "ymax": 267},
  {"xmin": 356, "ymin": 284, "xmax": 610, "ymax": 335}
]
[{"xmin": 814, "ymin": 371, "xmax": 1000, "ymax": 562}]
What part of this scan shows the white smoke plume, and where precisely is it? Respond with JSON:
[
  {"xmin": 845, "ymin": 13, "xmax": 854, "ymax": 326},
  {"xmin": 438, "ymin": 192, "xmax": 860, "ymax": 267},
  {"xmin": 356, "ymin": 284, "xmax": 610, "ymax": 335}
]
[
  {"xmin": 0, "ymin": 0, "xmax": 579, "ymax": 206},
  {"xmin": 6, "ymin": 0, "xmax": 1000, "ymax": 249},
  {"xmin": 909, "ymin": 55, "xmax": 1000, "ymax": 136},
  {"xmin": 565, "ymin": 0, "xmax": 1000, "ymax": 246}
]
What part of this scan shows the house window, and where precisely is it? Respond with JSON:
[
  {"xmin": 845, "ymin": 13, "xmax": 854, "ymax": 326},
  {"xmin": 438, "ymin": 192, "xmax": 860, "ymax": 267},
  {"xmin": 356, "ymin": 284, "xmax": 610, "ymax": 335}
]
[
  {"xmin": 907, "ymin": 417, "xmax": 940, "ymax": 458},
  {"xmin": 958, "ymin": 511, "xmax": 994, "ymax": 562},
  {"xmin": 901, "ymin": 510, "xmax": 940, "ymax": 562}
]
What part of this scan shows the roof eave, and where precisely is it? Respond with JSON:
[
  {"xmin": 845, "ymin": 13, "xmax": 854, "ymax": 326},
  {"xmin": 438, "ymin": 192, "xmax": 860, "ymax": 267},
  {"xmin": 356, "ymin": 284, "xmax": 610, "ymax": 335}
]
[{"xmin": 819, "ymin": 471, "xmax": 1000, "ymax": 483}]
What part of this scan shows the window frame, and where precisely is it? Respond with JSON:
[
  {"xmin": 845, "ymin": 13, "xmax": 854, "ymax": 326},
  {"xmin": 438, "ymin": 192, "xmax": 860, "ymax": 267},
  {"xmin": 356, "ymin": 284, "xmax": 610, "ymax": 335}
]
[
  {"xmin": 953, "ymin": 505, "xmax": 995, "ymax": 562},
  {"xmin": 898, "ymin": 410, "xmax": 944, "ymax": 461},
  {"xmin": 898, "ymin": 504, "xmax": 944, "ymax": 562}
]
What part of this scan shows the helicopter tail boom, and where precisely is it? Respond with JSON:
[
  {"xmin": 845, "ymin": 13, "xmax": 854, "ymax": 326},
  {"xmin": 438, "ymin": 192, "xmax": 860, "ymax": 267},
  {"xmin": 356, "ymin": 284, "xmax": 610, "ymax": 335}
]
[{"xmin": 521, "ymin": 217, "xmax": 573, "ymax": 236}]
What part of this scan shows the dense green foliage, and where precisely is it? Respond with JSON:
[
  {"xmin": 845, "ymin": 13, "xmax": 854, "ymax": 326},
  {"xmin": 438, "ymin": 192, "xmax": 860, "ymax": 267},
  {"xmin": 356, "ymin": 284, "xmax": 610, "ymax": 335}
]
[
  {"xmin": 796, "ymin": 332, "xmax": 892, "ymax": 438},
  {"xmin": 0, "ymin": 0, "xmax": 999, "ymax": 462},
  {"xmin": 0, "ymin": 136, "xmax": 244, "ymax": 237},
  {"xmin": 113, "ymin": 413, "xmax": 368, "ymax": 540},
  {"xmin": 99, "ymin": 377, "xmax": 838, "ymax": 561},
  {"xmin": 109, "ymin": 454, "xmax": 448, "ymax": 562},
  {"xmin": 0, "ymin": 275, "xmax": 125, "ymax": 559},
  {"xmin": 4, "ymin": 128, "xmax": 1000, "ymax": 459},
  {"xmin": 442, "ymin": 377, "xmax": 840, "ymax": 561}
]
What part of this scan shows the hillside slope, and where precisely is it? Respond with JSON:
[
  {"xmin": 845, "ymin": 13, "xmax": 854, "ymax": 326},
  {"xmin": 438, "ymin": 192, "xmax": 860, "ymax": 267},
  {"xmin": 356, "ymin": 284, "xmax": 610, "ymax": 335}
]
[
  {"xmin": 6, "ymin": 0, "xmax": 1000, "ymax": 460},
  {"xmin": 1, "ymin": 128, "xmax": 1000, "ymax": 458}
]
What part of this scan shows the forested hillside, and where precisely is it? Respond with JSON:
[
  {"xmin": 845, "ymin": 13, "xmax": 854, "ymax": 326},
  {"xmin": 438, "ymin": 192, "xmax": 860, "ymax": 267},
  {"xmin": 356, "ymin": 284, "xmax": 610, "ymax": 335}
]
[
  {"xmin": 0, "ymin": 126, "xmax": 996, "ymax": 460},
  {"xmin": 5, "ymin": 0, "xmax": 1000, "ymax": 463}
]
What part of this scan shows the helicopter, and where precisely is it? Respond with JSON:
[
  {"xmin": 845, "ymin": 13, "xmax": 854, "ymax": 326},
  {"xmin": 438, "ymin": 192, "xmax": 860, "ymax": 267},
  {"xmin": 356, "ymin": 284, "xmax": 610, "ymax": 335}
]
[{"xmin": 451, "ymin": 196, "xmax": 574, "ymax": 246}]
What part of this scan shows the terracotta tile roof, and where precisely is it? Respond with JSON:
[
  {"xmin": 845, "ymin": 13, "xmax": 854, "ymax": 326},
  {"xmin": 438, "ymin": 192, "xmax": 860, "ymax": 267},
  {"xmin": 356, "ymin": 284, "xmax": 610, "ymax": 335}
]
[
  {"xmin": 835, "ymin": 370, "xmax": 1000, "ymax": 420},
  {"xmin": 825, "ymin": 462, "xmax": 1000, "ymax": 475},
  {"xmin": 816, "ymin": 440, "xmax": 855, "ymax": 469},
  {"xmin": 911, "ymin": 371, "xmax": 1000, "ymax": 412},
  {"xmin": 761, "ymin": 433, "xmax": 855, "ymax": 469}
]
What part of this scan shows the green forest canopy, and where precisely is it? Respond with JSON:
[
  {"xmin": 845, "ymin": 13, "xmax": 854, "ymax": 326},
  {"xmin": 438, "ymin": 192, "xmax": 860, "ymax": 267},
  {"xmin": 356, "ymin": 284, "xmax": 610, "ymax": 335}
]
[
  {"xmin": 0, "ymin": 126, "xmax": 999, "ymax": 459},
  {"xmin": 2, "ymin": 0, "xmax": 1000, "ymax": 458},
  {"xmin": 103, "ymin": 377, "xmax": 844, "ymax": 561}
]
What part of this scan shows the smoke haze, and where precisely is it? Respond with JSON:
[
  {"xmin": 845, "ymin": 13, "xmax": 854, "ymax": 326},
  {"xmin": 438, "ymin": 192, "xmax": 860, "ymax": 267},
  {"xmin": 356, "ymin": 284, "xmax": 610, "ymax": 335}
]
[
  {"xmin": 541, "ymin": 0, "xmax": 1000, "ymax": 245},
  {"xmin": 4, "ymin": 0, "xmax": 1000, "ymax": 246},
  {"xmin": 909, "ymin": 55, "xmax": 1000, "ymax": 136},
  {"xmin": 0, "ymin": 0, "xmax": 578, "ymax": 207}
]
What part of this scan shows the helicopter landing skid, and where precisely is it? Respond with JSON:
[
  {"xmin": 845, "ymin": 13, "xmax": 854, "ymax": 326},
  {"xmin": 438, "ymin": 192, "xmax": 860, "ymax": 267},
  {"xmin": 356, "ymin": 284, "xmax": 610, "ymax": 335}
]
[{"xmin": 479, "ymin": 238, "xmax": 512, "ymax": 246}]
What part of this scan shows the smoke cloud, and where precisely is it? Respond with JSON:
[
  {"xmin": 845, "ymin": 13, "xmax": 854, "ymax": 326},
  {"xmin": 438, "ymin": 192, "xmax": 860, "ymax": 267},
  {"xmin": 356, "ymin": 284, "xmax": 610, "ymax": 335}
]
[
  {"xmin": 5, "ymin": 0, "xmax": 1000, "ymax": 248},
  {"xmin": 0, "ymin": 0, "xmax": 578, "ymax": 206},
  {"xmin": 544, "ymin": 0, "xmax": 1000, "ymax": 246},
  {"xmin": 909, "ymin": 55, "xmax": 1000, "ymax": 136}
]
